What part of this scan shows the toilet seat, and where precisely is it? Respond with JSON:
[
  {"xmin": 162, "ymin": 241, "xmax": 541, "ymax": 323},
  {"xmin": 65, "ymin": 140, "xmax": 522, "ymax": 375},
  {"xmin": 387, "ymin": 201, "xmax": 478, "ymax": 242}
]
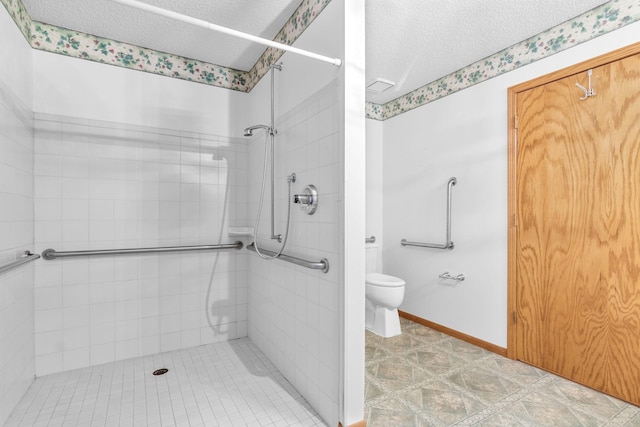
[
  {"xmin": 365, "ymin": 273, "xmax": 405, "ymax": 287},
  {"xmin": 364, "ymin": 245, "xmax": 405, "ymax": 337}
]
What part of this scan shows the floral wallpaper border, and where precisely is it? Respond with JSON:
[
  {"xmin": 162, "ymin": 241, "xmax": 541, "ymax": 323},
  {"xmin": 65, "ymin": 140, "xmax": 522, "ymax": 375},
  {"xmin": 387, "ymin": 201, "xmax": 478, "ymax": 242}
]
[
  {"xmin": 0, "ymin": 0, "xmax": 330, "ymax": 92},
  {"xmin": 0, "ymin": 0, "xmax": 30, "ymax": 41},
  {"xmin": 367, "ymin": 0, "xmax": 640, "ymax": 121},
  {"xmin": 32, "ymin": 22, "xmax": 251, "ymax": 91},
  {"xmin": 4, "ymin": 0, "xmax": 640, "ymax": 120},
  {"xmin": 248, "ymin": 0, "xmax": 332, "ymax": 87}
]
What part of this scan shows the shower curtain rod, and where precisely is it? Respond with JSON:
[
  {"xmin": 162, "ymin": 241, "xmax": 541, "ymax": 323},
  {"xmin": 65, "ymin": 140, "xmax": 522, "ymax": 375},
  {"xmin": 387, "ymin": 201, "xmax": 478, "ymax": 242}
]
[{"xmin": 110, "ymin": 0, "xmax": 343, "ymax": 67}]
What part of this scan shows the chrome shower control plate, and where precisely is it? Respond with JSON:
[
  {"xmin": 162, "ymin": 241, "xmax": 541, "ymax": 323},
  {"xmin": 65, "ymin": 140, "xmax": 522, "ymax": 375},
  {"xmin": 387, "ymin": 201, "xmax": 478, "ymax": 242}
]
[{"xmin": 294, "ymin": 185, "xmax": 318, "ymax": 215}]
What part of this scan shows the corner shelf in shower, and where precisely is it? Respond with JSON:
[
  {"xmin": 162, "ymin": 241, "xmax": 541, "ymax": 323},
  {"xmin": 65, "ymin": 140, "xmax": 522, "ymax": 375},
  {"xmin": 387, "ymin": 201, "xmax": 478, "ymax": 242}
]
[{"xmin": 227, "ymin": 227, "xmax": 255, "ymax": 237}]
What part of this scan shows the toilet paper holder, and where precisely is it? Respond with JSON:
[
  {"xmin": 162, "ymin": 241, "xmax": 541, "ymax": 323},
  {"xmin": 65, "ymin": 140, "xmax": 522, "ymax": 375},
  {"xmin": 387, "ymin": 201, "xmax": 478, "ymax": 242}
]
[{"xmin": 439, "ymin": 272, "xmax": 465, "ymax": 281}]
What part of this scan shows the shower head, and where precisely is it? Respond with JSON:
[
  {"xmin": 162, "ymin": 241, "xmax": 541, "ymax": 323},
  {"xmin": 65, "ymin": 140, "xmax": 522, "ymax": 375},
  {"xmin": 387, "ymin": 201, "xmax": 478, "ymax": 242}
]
[{"xmin": 244, "ymin": 124, "xmax": 272, "ymax": 137}]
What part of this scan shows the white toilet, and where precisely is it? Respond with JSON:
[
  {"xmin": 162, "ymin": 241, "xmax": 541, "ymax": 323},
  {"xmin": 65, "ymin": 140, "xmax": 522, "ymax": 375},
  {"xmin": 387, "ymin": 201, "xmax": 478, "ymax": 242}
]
[{"xmin": 365, "ymin": 244, "xmax": 406, "ymax": 337}]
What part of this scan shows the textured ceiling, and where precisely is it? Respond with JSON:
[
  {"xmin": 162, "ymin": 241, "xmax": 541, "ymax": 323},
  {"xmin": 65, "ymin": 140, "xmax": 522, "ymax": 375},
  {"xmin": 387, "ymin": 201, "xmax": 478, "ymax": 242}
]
[
  {"xmin": 365, "ymin": 0, "xmax": 609, "ymax": 104},
  {"xmin": 20, "ymin": 0, "xmax": 609, "ymax": 103},
  {"xmin": 20, "ymin": 0, "xmax": 302, "ymax": 71}
]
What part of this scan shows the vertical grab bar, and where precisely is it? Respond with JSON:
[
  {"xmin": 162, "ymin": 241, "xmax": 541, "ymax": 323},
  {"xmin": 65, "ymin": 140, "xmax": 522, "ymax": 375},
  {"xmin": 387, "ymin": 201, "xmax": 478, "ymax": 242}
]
[
  {"xmin": 401, "ymin": 177, "xmax": 457, "ymax": 250},
  {"xmin": 445, "ymin": 177, "xmax": 456, "ymax": 246}
]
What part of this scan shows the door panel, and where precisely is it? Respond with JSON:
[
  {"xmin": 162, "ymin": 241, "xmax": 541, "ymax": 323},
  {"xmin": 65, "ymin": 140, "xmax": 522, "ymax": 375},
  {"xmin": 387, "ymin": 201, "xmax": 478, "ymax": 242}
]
[
  {"xmin": 603, "ymin": 56, "xmax": 640, "ymax": 401},
  {"xmin": 515, "ymin": 53, "xmax": 640, "ymax": 405}
]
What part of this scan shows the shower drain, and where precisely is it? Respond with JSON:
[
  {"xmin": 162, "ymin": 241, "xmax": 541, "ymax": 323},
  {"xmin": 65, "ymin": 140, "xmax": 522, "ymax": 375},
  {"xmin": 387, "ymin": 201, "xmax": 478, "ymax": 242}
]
[{"xmin": 152, "ymin": 368, "xmax": 169, "ymax": 376}]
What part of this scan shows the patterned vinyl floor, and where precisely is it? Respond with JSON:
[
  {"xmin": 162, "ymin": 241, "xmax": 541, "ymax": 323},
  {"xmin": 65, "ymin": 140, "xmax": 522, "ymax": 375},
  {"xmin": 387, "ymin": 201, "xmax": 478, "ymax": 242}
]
[
  {"xmin": 6, "ymin": 319, "xmax": 640, "ymax": 427},
  {"xmin": 365, "ymin": 317, "xmax": 640, "ymax": 426}
]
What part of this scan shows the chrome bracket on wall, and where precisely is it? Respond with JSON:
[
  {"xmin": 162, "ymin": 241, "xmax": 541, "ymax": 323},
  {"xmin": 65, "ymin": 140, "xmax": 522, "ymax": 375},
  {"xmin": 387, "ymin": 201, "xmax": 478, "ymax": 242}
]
[
  {"xmin": 401, "ymin": 177, "xmax": 456, "ymax": 250},
  {"xmin": 0, "ymin": 251, "xmax": 40, "ymax": 275},
  {"xmin": 439, "ymin": 272, "xmax": 465, "ymax": 281}
]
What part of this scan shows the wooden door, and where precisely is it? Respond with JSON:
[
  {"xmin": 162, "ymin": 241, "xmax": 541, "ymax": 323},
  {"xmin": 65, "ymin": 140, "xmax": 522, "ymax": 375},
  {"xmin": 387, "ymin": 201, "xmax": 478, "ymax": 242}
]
[{"xmin": 514, "ymin": 52, "xmax": 640, "ymax": 405}]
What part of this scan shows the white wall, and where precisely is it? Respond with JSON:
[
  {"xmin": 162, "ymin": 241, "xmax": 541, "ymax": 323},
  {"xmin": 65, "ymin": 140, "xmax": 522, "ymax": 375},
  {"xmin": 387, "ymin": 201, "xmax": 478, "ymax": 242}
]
[
  {"xmin": 0, "ymin": 6, "xmax": 34, "ymax": 425},
  {"xmin": 341, "ymin": 0, "xmax": 366, "ymax": 423},
  {"xmin": 382, "ymin": 22, "xmax": 640, "ymax": 348},
  {"xmin": 244, "ymin": 14, "xmax": 342, "ymax": 128},
  {"xmin": 366, "ymin": 118, "xmax": 383, "ymax": 260},
  {"xmin": 33, "ymin": 50, "xmax": 247, "ymax": 137},
  {"xmin": 245, "ymin": 2, "xmax": 347, "ymax": 425},
  {"xmin": 245, "ymin": 0, "xmax": 366, "ymax": 425}
]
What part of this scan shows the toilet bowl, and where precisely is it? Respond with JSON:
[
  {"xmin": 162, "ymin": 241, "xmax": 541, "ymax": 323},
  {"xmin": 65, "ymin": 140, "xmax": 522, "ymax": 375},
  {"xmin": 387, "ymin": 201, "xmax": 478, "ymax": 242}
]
[{"xmin": 365, "ymin": 245, "xmax": 406, "ymax": 337}]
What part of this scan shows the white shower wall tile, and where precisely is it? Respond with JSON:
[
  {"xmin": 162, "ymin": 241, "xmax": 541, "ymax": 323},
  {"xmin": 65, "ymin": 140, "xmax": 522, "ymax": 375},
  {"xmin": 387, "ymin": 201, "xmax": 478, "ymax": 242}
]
[
  {"xmin": 33, "ymin": 114, "xmax": 250, "ymax": 376},
  {"xmin": 0, "ymin": 73, "xmax": 35, "ymax": 425},
  {"xmin": 248, "ymin": 80, "xmax": 341, "ymax": 425}
]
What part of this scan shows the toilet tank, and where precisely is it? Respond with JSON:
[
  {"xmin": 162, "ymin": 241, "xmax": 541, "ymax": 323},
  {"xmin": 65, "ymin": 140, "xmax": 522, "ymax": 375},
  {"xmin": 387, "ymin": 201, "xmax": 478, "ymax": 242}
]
[{"xmin": 365, "ymin": 244, "xmax": 379, "ymax": 274}]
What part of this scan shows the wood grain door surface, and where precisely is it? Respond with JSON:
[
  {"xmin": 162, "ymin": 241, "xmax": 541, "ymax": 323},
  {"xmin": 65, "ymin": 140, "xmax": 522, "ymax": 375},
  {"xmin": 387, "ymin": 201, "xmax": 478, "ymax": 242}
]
[{"xmin": 515, "ymin": 52, "xmax": 640, "ymax": 405}]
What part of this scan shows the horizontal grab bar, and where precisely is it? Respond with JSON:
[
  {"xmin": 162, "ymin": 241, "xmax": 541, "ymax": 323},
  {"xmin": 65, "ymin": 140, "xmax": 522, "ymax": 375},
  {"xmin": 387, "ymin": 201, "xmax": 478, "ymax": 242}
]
[
  {"xmin": 0, "ymin": 251, "xmax": 40, "ymax": 275},
  {"xmin": 246, "ymin": 243, "xmax": 329, "ymax": 273},
  {"xmin": 401, "ymin": 177, "xmax": 456, "ymax": 250},
  {"xmin": 42, "ymin": 242, "xmax": 243, "ymax": 260},
  {"xmin": 401, "ymin": 239, "xmax": 453, "ymax": 249},
  {"xmin": 365, "ymin": 236, "xmax": 376, "ymax": 244}
]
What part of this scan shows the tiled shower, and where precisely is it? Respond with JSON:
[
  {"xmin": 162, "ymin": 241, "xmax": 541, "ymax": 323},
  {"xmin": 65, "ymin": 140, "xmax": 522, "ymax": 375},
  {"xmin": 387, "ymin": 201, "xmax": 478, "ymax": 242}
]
[
  {"xmin": 0, "ymin": 0, "xmax": 360, "ymax": 424},
  {"xmin": 248, "ymin": 81, "xmax": 341, "ymax": 417},
  {"xmin": 0, "ymin": 68, "xmax": 35, "ymax": 427},
  {"xmin": 32, "ymin": 115, "xmax": 250, "ymax": 375}
]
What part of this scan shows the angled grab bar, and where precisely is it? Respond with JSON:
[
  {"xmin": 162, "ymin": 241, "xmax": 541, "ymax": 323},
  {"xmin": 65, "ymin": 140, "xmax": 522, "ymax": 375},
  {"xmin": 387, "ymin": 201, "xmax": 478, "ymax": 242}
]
[
  {"xmin": 246, "ymin": 243, "xmax": 329, "ymax": 273},
  {"xmin": 0, "ymin": 251, "xmax": 40, "ymax": 275},
  {"xmin": 401, "ymin": 177, "xmax": 456, "ymax": 250},
  {"xmin": 41, "ymin": 242, "xmax": 243, "ymax": 260}
]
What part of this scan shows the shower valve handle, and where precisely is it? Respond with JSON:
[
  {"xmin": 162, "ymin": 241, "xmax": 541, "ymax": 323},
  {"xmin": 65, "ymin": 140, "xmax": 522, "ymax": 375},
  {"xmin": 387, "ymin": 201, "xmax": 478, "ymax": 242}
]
[
  {"xmin": 293, "ymin": 185, "xmax": 318, "ymax": 215},
  {"xmin": 294, "ymin": 194, "xmax": 312, "ymax": 204}
]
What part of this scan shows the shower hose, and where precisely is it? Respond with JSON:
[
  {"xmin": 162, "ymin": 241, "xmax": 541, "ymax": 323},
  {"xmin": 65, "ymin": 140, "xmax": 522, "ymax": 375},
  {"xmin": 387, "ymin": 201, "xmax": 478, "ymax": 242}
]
[{"xmin": 252, "ymin": 131, "xmax": 292, "ymax": 260}]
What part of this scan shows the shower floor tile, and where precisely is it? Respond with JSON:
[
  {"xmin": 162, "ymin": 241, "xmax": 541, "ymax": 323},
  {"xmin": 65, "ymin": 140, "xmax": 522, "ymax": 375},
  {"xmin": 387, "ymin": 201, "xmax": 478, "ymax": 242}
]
[
  {"xmin": 365, "ymin": 317, "xmax": 640, "ymax": 426},
  {"xmin": 5, "ymin": 338, "xmax": 327, "ymax": 427}
]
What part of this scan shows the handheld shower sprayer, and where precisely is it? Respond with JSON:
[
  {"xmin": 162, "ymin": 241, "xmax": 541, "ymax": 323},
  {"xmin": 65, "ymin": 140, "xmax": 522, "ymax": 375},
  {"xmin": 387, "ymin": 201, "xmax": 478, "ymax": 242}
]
[{"xmin": 243, "ymin": 124, "xmax": 272, "ymax": 137}]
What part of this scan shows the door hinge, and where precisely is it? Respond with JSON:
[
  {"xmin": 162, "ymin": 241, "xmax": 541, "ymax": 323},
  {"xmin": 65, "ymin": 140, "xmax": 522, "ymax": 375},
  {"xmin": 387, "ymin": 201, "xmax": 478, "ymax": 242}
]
[
  {"xmin": 512, "ymin": 214, "xmax": 518, "ymax": 227},
  {"xmin": 512, "ymin": 311, "xmax": 517, "ymax": 324},
  {"xmin": 514, "ymin": 115, "xmax": 519, "ymax": 129}
]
